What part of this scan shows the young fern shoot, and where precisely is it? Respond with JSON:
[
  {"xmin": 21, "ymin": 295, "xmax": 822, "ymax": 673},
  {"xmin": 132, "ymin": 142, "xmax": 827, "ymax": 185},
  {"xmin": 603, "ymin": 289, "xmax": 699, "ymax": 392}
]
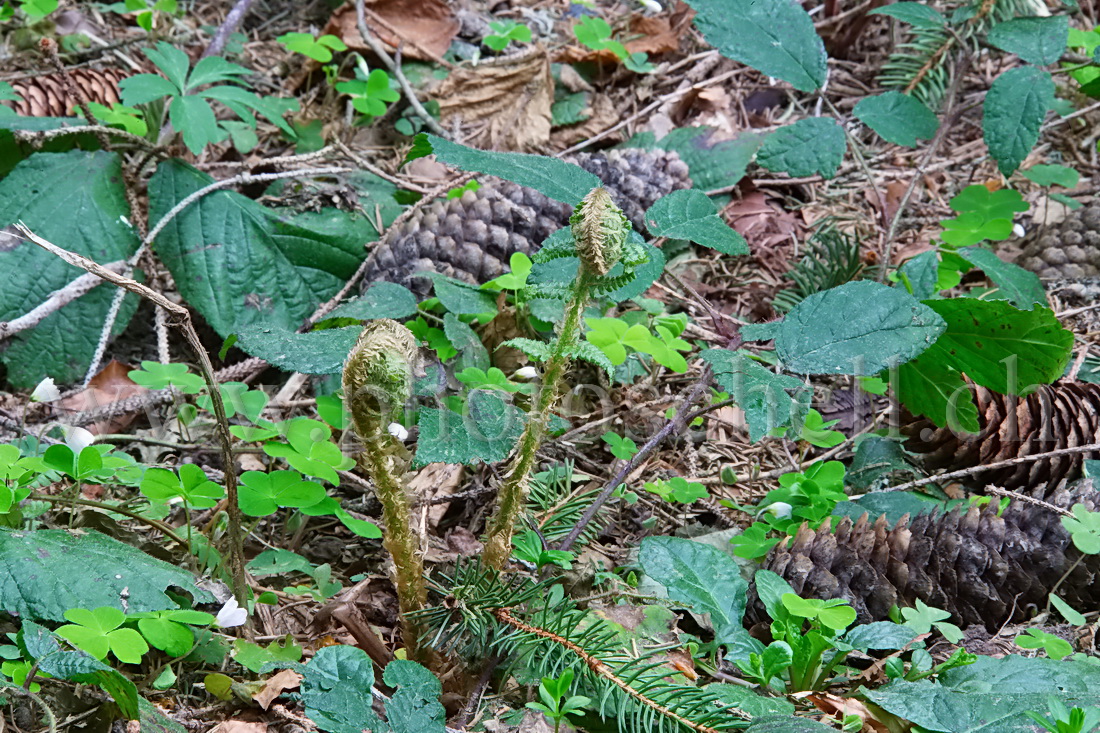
[
  {"xmin": 342, "ymin": 319, "xmax": 428, "ymax": 660},
  {"xmin": 483, "ymin": 187, "xmax": 634, "ymax": 568}
]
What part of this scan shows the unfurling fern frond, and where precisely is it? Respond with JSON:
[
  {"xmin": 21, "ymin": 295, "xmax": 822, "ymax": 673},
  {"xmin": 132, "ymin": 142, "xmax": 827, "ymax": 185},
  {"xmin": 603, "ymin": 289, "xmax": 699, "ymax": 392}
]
[
  {"xmin": 878, "ymin": 0, "xmax": 1040, "ymax": 108},
  {"xmin": 772, "ymin": 224, "xmax": 865, "ymax": 314}
]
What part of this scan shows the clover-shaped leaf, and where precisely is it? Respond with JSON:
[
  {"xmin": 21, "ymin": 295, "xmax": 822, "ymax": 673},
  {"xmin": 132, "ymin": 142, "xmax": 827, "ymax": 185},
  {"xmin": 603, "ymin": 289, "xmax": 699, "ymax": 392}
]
[
  {"xmin": 140, "ymin": 464, "xmax": 224, "ymax": 509},
  {"xmin": 56, "ymin": 607, "xmax": 149, "ymax": 664},
  {"xmin": 128, "ymin": 361, "xmax": 205, "ymax": 394},
  {"xmin": 238, "ymin": 470, "xmax": 327, "ymax": 517}
]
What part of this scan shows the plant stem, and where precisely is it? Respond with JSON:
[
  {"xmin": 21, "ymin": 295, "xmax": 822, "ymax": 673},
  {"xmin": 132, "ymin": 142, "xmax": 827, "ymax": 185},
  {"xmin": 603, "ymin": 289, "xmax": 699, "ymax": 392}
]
[
  {"xmin": 360, "ymin": 438, "xmax": 428, "ymax": 661},
  {"xmin": 483, "ymin": 273, "xmax": 592, "ymax": 569}
]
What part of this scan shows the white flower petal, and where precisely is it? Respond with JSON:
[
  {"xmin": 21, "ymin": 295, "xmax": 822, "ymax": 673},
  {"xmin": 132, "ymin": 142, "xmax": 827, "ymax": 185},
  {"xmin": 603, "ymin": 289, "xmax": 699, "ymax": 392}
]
[
  {"xmin": 639, "ymin": 0, "xmax": 662, "ymax": 11},
  {"xmin": 1013, "ymin": 223, "xmax": 1026, "ymax": 238},
  {"xmin": 62, "ymin": 425, "xmax": 95, "ymax": 453},
  {"xmin": 215, "ymin": 597, "xmax": 248, "ymax": 628},
  {"xmin": 514, "ymin": 366, "xmax": 538, "ymax": 380},
  {"xmin": 761, "ymin": 502, "xmax": 793, "ymax": 520},
  {"xmin": 31, "ymin": 377, "xmax": 61, "ymax": 403},
  {"xmin": 387, "ymin": 422, "xmax": 409, "ymax": 441}
]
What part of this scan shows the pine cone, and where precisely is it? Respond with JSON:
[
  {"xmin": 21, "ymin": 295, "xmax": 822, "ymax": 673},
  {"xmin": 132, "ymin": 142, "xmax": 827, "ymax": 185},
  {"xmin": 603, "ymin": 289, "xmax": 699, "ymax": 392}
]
[
  {"xmin": 748, "ymin": 483, "xmax": 1100, "ymax": 630},
  {"xmin": 363, "ymin": 148, "xmax": 692, "ymax": 296},
  {"xmin": 902, "ymin": 381, "xmax": 1100, "ymax": 500},
  {"xmin": 1017, "ymin": 203, "xmax": 1100, "ymax": 279},
  {"xmin": 4, "ymin": 68, "xmax": 130, "ymax": 118}
]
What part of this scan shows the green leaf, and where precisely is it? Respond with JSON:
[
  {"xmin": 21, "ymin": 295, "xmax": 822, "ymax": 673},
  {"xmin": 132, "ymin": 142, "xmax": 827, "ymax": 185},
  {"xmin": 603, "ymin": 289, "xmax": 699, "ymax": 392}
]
[
  {"xmin": 324, "ymin": 283, "xmax": 418, "ymax": 322},
  {"xmin": 922, "ymin": 298, "xmax": 1072, "ymax": 394},
  {"xmin": 1021, "ymin": 163, "xmax": 1080, "ymax": 188},
  {"xmin": 0, "ymin": 528, "xmax": 213, "ymax": 622},
  {"xmin": 757, "ymin": 117, "xmax": 846, "ymax": 178},
  {"xmin": 864, "ymin": 655, "xmax": 1100, "ymax": 733},
  {"xmin": 421, "ymin": 273, "xmax": 498, "ymax": 316},
  {"xmin": 987, "ymin": 16, "xmax": 1069, "ymax": 66},
  {"xmin": 897, "ymin": 251, "xmax": 940, "ymax": 299},
  {"xmin": 415, "ymin": 390, "xmax": 524, "ymax": 465},
  {"xmin": 868, "ymin": 3, "xmax": 947, "ymax": 28},
  {"xmin": 896, "ymin": 351, "xmax": 980, "ymax": 433},
  {"xmin": 149, "ymin": 160, "xmax": 366, "ymax": 339},
  {"xmin": 0, "ymin": 151, "xmax": 140, "ymax": 388},
  {"xmin": 639, "ymin": 536, "xmax": 760, "ymax": 654},
  {"xmin": 957, "ymin": 246, "xmax": 1047, "ymax": 308},
  {"xmin": 169, "ymin": 95, "xmax": 224, "ymax": 155},
  {"xmin": 983, "ymin": 66, "xmax": 1054, "ymax": 176},
  {"xmin": 683, "ymin": 0, "xmax": 826, "ymax": 91},
  {"xmin": 238, "ymin": 470, "xmax": 326, "ymax": 517},
  {"xmin": 772, "ymin": 281, "xmax": 946, "ymax": 375},
  {"xmin": 700, "ymin": 349, "xmax": 812, "ymax": 442},
  {"xmin": 1049, "ymin": 594, "xmax": 1088, "ymax": 626},
  {"xmin": 854, "ymin": 92, "xmax": 939, "ymax": 147},
  {"xmin": 234, "ymin": 324, "xmax": 359, "ymax": 375},
  {"xmin": 646, "ymin": 126, "xmax": 765, "ymax": 191},
  {"xmin": 299, "ymin": 645, "xmax": 383, "ymax": 732},
  {"xmin": 136, "ymin": 617, "xmax": 197, "ymax": 657},
  {"xmin": 142, "ymin": 41, "xmax": 191, "ymax": 93},
  {"xmin": 383, "ymin": 660, "xmax": 447, "ymax": 733},
  {"xmin": 444, "ymin": 313, "xmax": 490, "ymax": 371},
  {"xmin": 415, "ymin": 134, "xmax": 600, "ymax": 206},
  {"xmin": 233, "ymin": 636, "xmax": 302, "ymax": 674},
  {"xmin": 643, "ymin": 189, "xmax": 748, "ymax": 255}
]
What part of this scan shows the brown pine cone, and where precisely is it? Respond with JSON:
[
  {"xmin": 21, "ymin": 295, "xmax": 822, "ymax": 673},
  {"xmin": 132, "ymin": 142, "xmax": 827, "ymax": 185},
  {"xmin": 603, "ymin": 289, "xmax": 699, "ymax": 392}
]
[
  {"xmin": 4, "ymin": 68, "xmax": 130, "ymax": 118},
  {"xmin": 748, "ymin": 482, "xmax": 1100, "ymax": 630},
  {"xmin": 1017, "ymin": 203, "xmax": 1100, "ymax": 279},
  {"xmin": 902, "ymin": 381, "xmax": 1100, "ymax": 500},
  {"xmin": 363, "ymin": 148, "xmax": 692, "ymax": 297}
]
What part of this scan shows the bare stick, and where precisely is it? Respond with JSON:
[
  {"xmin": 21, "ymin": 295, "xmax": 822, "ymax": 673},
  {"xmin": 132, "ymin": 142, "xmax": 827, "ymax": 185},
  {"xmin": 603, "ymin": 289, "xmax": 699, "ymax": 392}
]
[
  {"xmin": 202, "ymin": 0, "xmax": 257, "ymax": 58},
  {"xmin": 0, "ymin": 262, "xmax": 126, "ymax": 339},
  {"xmin": 14, "ymin": 223, "xmax": 250, "ymax": 606}
]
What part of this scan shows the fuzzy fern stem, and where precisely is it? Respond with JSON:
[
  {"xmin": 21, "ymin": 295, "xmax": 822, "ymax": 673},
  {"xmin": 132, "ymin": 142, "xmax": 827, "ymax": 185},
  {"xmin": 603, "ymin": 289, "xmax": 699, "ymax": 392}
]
[{"xmin": 483, "ymin": 270, "xmax": 593, "ymax": 569}]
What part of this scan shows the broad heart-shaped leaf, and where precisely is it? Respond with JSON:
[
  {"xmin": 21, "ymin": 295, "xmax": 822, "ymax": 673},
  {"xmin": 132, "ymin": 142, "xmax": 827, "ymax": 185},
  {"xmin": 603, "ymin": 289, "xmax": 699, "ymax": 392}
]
[
  {"xmin": 0, "ymin": 528, "xmax": 213, "ymax": 622},
  {"xmin": 863, "ymin": 655, "xmax": 1100, "ymax": 733},
  {"xmin": 415, "ymin": 389, "xmax": 525, "ymax": 466},
  {"xmin": 987, "ymin": 16, "xmax": 1069, "ymax": 66},
  {"xmin": 923, "ymin": 298, "xmax": 1072, "ymax": 395},
  {"xmin": 639, "ymin": 536, "xmax": 762, "ymax": 658},
  {"xmin": 148, "ymin": 160, "xmax": 366, "ymax": 339},
  {"xmin": 414, "ymin": 134, "xmax": 599, "ymax": 206},
  {"xmin": 868, "ymin": 3, "xmax": 947, "ymax": 28},
  {"xmin": 957, "ymin": 246, "xmax": 1047, "ymax": 309},
  {"xmin": 699, "ymin": 349, "xmax": 811, "ymax": 442},
  {"xmin": 383, "ymin": 660, "xmax": 447, "ymax": 733},
  {"xmin": 771, "ymin": 281, "xmax": 946, "ymax": 375},
  {"xmin": 233, "ymin": 324, "xmax": 359, "ymax": 375},
  {"xmin": 756, "ymin": 117, "xmax": 846, "ymax": 178},
  {"xmin": 0, "ymin": 150, "xmax": 141, "ymax": 388},
  {"xmin": 854, "ymin": 92, "xmax": 939, "ymax": 147},
  {"xmin": 983, "ymin": 66, "xmax": 1054, "ymax": 176},
  {"xmin": 683, "ymin": 0, "xmax": 826, "ymax": 91},
  {"xmin": 299, "ymin": 645, "xmax": 382, "ymax": 733},
  {"xmin": 643, "ymin": 189, "xmax": 748, "ymax": 255},
  {"xmin": 896, "ymin": 349, "xmax": 981, "ymax": 433}
]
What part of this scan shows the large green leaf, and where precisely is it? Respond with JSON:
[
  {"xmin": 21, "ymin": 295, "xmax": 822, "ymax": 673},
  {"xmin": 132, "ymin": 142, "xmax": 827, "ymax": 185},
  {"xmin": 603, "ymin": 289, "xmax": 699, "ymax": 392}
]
[
  {"xmin": 414, "ymin": 134, "xmax": 599, "ymax": 205},
  {"xmin": 234, "ymin": 324, "xmax": 359, "ymax": 374},
  {"xmin": 0, "ymin": 150, "xmax": 141, "ymax": 387},
  {"xmin": 863, "ymin": 655, "xmax": 1100, "ymax": 733},
  {"xmin": 922, "ymin": 298, "xmax": 1072, "ymax": 394},
  {"xmin": 0, "ymin": 528, "xmax": 213, "ymax": 622},
  {"xmin": 639, "ymin": 126, "xmax": 765, "ymax": 191},
  {"xmin": 683, "ymin": 0, "xmax": 827, "ymax": 92},
  {"xmin": 299, "ymin": 645, "xmax": 382, "ymax": 733},
  {"xmin": 854, "ymin": 92, "xmax": 939, "ymax": 147},
  {"xmin": 771, "ymin": 281, "xmax": 946, "ymax": 375},
  {"xmin": 415, "ymin": 390, "xmax": 524, "ymax": 465},
  {"xmin": 322, "ymin": 282, "xmax": 418, "ymax": 321},
  {"xmin": 643, "ymin": 189, "xmax": 748, "ymax": 255},
  {"xmin": 957, "ymin": 246, "xmax": 1047, "ymax": 309},
  {"xmin": 896, "ymin": 350, "xmax": 980, "ymax": 433},
  {"xmin": 383, "ymin": 660, "xmax": 446, "ymax": 733},
  {"xmin": 987, "ymin": 16, "xmax": 1070, "ymax": 66},
  {"xmin": 148, "ymin": 160, "xmax": 367, "ymax": 338},
  {"xmin": 757, "ymin": 117, "xmax": 847, "ymax": 178},
  {"xmin": 983, "ymin": 66, "xmax": 1054, "ymax": 176},
  {"xmin": 699, "ymin": 349, "xmax": 811, "ymax": 442},
  {"xmin": 639, "ymin": 536, "xmax": 761, "ymax": 657}
]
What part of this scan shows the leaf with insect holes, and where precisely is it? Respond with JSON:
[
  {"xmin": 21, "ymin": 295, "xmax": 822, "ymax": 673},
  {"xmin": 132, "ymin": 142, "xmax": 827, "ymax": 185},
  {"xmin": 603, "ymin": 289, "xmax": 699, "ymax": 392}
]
[
  {"xmin": 983, "ymin": 66, "xmax": 1054, "ymax": 176},
  {"xmin": 854, "ymin": 92, "xmax": 939, "ymax": 147}
]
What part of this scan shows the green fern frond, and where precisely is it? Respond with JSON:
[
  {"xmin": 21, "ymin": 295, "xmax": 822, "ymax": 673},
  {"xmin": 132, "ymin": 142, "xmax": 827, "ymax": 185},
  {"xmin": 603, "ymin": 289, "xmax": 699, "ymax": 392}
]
[
  {"xmin": 878, "ymin": 0, "xmax": 1039, "ymax": 108},
  {"xmin": 772, "ymin": 224, "xmax": 865, "ymax": 314}
]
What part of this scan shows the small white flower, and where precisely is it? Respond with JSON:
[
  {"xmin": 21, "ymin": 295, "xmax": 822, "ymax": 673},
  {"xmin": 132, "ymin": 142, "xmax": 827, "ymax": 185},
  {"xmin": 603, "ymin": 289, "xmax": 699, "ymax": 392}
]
[
  {"xmin": 387, "ymin": 422, "xmax": 409, "ymax": 441},
  {"xmin": 30, "ymin": 377, "xmax": 61, "ymax": 403},
  {"xmin": 1013, "ymin": 223, "xmax": 1026, "ymax": 238},
  {"xmin": 62, "ymin": 425, "xmax": 95, "ymax": 453},
  {"xmin": 514, "ymin": 366, "xmax": 538, "ymax": 380},
  {"xmin": 759, "ymin": 502, "xmax": 793, "ymax": 520},
  {"xmin": 215, "ymin": 597, "xmax": 248, "ymax": 628},
  {"xmin": 638, "ymin": 0, "xmax": 662, "ymax": 11}
]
